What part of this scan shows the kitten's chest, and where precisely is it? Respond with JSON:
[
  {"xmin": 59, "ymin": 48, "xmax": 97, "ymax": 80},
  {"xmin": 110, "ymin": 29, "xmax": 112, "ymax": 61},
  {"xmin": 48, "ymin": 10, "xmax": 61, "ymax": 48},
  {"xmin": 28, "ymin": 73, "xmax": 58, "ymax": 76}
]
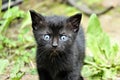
[
  {"xmin": 37, "ymin": 51, "xmax": 73, "ymax": 69},
  {"xmin": 46, "ymin": 55, "xmax": 73, "ymax": 78}
]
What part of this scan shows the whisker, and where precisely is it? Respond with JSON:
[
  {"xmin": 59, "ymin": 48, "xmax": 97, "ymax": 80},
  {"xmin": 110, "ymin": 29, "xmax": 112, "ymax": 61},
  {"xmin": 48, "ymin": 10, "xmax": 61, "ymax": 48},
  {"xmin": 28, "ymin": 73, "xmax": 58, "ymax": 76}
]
[{"xmin": 37, "ymin": 48, "xmax": 50, "ymax": 59}]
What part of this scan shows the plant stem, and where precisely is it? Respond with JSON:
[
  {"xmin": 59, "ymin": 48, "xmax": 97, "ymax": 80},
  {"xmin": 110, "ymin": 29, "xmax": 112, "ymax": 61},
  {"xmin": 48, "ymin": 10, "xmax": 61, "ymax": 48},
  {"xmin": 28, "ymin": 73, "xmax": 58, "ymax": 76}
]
[
  {"xmin": 0, "ymin": 0, "xmax": 1, "ymax": 17},
  {"xmin": 8, "ymin": 0, "xmax": 11, "ymax": 10}
]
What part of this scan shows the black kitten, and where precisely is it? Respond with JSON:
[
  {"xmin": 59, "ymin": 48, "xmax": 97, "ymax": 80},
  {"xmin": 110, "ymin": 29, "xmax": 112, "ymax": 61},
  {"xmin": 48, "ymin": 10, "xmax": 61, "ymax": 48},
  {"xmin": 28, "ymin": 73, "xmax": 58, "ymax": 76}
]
[{"xmin": 30, "ymin": 10, "xmax": 85, "ymax": 80}]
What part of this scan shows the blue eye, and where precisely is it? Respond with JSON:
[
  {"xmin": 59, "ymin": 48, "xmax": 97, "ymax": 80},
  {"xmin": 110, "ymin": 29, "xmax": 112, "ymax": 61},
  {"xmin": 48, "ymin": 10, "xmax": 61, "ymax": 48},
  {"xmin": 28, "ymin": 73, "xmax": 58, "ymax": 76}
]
[
  {"xmin": 43, "ymin": 34, "xmax": 50, "ymax": 40},
  {"xmin": 60, "ymin": 35, "xmax": 68, "ymax": 41}
]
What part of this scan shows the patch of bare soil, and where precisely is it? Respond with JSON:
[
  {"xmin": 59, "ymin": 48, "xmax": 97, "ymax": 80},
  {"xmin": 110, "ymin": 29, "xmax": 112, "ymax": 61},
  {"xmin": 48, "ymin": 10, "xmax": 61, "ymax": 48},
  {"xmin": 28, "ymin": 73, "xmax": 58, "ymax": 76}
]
[{"xmin": 21, "ymin": 74, "xmax": 38, "ymax": 80}]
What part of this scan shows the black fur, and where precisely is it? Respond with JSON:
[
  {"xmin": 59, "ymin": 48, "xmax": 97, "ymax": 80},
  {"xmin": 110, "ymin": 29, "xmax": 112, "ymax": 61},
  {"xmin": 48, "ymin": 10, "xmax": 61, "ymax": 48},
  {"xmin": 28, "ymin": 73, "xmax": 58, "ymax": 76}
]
[{"xmin": 30, "ymin": 10, "xmax": 85, "ymax": 80}]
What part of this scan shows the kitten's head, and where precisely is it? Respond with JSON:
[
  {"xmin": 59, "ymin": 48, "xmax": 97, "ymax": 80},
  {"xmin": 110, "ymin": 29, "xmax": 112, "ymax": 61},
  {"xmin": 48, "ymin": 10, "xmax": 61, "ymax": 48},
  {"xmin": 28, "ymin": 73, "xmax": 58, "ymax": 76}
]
[{"xmin": 30, "ymin": 10, "xmax": 82, "ymax": 55}]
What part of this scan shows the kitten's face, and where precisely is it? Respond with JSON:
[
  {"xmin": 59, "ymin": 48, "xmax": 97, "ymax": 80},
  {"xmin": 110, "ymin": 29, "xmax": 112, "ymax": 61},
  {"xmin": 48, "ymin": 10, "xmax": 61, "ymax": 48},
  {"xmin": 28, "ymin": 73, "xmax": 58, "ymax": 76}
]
[{"xmin": 30, "ymin": 10, "xmax": 82, "ymax": 54}]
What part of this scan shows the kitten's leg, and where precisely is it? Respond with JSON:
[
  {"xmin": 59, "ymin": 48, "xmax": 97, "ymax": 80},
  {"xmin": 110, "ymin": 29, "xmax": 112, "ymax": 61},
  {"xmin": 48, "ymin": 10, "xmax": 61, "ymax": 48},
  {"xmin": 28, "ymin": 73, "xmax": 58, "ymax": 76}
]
[
  {"xmin": 56, "ymin": 71, "xmax": 84, "ymax": 80},
  {"xmin": 37, "ymin": 68, "xmax": 52, "ymax": 80},
  {"xmin": 65, "ymin": 72, "xmax": 84, "ymax": 80},
  {"xmin": 79, "ymin": 76, "xmax": 84, "ymax": 80}
]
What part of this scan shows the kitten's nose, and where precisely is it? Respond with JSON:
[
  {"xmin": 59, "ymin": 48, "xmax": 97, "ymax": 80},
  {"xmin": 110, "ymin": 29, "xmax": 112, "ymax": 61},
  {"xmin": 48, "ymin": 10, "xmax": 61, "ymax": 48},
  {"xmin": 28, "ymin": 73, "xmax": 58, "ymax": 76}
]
[
  {"xmin": 52, "ymin": 42, "xmax": 58, "ymax": 48},
  {"xmin": 52, "ymin": 38, "xmax": 58, "ymax": 48}
]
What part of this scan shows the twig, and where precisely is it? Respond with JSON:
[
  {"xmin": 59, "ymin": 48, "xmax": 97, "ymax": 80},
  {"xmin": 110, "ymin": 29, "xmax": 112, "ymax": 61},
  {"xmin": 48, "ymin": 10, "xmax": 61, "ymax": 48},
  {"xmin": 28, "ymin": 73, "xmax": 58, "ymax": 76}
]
[
  {"xmin": 67, "ymin": 0, "xmax": 114, "ymax": 16},
  {"xmin": 2, "ymin": 0, "xmax": 23, "ymax": 11}
]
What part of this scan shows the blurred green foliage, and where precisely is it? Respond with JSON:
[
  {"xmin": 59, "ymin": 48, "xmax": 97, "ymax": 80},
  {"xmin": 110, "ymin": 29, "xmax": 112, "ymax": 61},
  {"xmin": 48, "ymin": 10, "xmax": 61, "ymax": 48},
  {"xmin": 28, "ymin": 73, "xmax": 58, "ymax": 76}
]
[
  {"xmin": 0, "ymin": 7, "xmax": 25, "ymax": 34},
  {"xmin": 82, "ymin": 14, "xmax": 120, "ymax": 80},
  {"xmin": 0, "ymin": 5, "xmax": 36, "ymax": 80}
]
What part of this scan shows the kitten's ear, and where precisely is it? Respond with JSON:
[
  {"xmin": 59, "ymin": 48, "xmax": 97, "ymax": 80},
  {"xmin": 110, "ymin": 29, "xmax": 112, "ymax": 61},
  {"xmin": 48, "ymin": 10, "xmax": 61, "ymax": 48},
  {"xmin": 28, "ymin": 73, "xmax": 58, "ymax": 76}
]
[
  {"xmin": 67, "ymin": 13, "xmax": 82, "ymax": 32},
  {"xmin": 29, "ymin": 10, "xmax": 45, "ymax": 30}
]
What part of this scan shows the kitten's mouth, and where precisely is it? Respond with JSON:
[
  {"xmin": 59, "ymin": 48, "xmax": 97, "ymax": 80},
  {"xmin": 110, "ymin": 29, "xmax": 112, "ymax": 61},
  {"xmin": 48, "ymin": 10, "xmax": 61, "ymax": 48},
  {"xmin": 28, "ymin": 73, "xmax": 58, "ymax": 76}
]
[
  {"xmin": 52, "ymin": 49, "xmax": 58, "ymax": 53},
  {"xmin": 50, "ymin": 49, "xmax": 59, "ymax": 56}
]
